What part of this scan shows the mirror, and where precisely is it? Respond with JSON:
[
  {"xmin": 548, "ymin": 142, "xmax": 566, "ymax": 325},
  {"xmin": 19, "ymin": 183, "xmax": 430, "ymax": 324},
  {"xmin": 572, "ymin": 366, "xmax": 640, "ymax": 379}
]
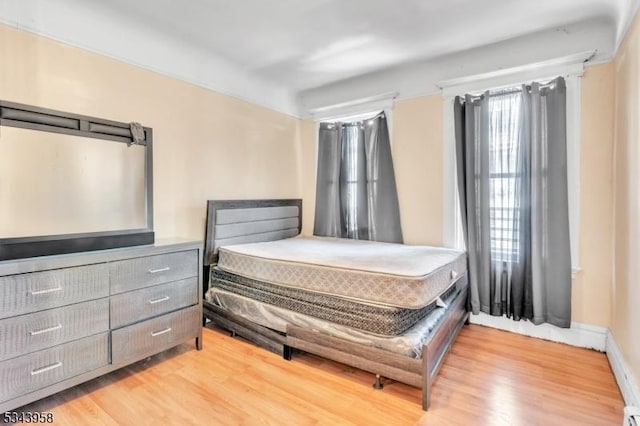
[
  {"xmin": 0, "ymin": 100, "xmax": 154, "ymax": 261},
  {"xmin": 0, "ymin": 128, "xmax": 147, "ymax": 237}
]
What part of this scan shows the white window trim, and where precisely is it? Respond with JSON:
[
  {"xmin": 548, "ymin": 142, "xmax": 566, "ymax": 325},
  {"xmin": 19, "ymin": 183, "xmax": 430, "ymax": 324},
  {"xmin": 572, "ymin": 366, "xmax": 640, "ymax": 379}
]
[
  {"xmin": 308, "ymin": 92, "xmax": 397, "ymax": 118},
  {"xmin": 440, "ymin": 58, "xmax": 585, "ymax": 278},
  {"xmin": 313, "ymin": 107, "xmax": 395, "ymax": 150},
  {"xmin": 310, "ymin": 92, "xmax": 397, "ymax": 148}
]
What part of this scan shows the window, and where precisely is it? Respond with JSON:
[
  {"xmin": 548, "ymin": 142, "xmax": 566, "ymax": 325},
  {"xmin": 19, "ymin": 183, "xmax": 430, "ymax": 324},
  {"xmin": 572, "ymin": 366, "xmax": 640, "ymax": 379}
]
[
  {"xmin": 313, "ymin": 111, "xmax": 403, "ymax": 243},
  {"xmin": 441, "ymin": 59, "xmax": 583, "ymax": 275},
  {"xmin": 341, "ymin": 123, "xmax": 365, "ymax": 238},
  {"xmin": 488, "ymin": 90, "xmax": 523, "ymax": 263}
]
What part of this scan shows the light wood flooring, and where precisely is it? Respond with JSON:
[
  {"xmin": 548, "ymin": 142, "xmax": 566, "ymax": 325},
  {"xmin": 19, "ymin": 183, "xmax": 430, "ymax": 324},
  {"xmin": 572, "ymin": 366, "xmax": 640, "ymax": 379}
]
[{"xmin": 14, "ymin": 324, "xmax": 623, "ymax": 425}]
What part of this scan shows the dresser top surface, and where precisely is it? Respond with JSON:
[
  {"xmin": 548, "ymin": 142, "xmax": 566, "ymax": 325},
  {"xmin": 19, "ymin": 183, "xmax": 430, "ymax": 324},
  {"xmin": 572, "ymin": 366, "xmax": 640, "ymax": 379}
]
[{"xmin": 0, "ymin": 239, "xmax": 202, "ymax": 276}]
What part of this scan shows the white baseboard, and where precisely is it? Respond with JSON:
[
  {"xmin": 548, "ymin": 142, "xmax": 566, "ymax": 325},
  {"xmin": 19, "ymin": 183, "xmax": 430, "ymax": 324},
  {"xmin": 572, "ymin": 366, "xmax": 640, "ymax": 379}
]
[
  {"xmin": 606, "ymin": 330, "xmax": 640, "ymax": 407},
  {"xmin": 469, "ymin": 313, "xmax": 607, "ymax": 351}
]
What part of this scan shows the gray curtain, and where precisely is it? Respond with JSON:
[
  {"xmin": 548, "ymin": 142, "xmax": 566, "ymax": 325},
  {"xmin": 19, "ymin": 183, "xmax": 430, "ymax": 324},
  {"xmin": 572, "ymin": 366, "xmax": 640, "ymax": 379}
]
[
  {"xmin": 314, "ymin": 112, "xmax": 403, "ymax": 243},
  {"xmin": 454, "ymin": 77, "xmax": 571, "ymax": 328}
]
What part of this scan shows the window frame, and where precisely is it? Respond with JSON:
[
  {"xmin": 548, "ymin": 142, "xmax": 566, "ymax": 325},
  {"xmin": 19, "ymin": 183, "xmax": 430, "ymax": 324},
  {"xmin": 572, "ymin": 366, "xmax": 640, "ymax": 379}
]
[{"xmin": 441, "ymin": 60, "xmax": 584, "ymax": 277}]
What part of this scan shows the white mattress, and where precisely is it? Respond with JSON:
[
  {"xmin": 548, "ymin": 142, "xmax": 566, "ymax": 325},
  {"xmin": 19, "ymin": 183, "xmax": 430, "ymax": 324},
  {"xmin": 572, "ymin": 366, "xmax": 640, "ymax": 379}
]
[
  {"xmin": 207, "ymin": 287, "xmax": 457, "ymax": 358},
  {"xmin": 217, "ymin": 236, "xmax": 466, "ymax": 309}
]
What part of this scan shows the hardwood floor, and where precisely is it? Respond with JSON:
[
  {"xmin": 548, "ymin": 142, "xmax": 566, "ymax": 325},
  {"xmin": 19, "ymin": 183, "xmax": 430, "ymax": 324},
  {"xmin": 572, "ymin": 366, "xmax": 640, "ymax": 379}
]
[{"xmin": 13, "ymin": 324, "xmax": 623, "ymax": 425}]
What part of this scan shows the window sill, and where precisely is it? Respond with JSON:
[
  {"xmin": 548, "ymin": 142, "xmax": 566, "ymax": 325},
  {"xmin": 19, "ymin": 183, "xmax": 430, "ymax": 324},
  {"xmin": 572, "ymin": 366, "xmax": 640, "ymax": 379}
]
[{"xmin": 571, "ymin": 267, "xmax": 582, "ymax": 279}]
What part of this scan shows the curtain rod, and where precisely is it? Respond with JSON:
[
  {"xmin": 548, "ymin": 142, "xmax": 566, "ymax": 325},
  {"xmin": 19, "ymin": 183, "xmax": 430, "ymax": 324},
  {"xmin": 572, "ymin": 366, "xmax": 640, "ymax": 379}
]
[{"xmin": 457, "ymin": 77, "xmax": 564, "ymax": 103}]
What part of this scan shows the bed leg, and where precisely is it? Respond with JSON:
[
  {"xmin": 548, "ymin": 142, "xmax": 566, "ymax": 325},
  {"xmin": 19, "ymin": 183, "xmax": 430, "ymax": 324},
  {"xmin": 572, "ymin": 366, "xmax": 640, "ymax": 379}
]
[
  {"xmin": 230, "ymin": 330, "xmax": 237, "ymax": 337},
  {"xmin": 464, "ymin": 312, "xmax": 471, "ymax": 325},
  {"xmin": 422, "ymin": 345, "xmax": 431, "ymax": 410},
  {"xmin": 373, "ymin": 374, "xmax": 384, "ymax": 390},
  {"xmin": 283, "ymin": 345, "xmax": 292, "ymax": 361},
  {"xmin": 422, "ymin": 384, "xmax": 431, "ymax": 411}
]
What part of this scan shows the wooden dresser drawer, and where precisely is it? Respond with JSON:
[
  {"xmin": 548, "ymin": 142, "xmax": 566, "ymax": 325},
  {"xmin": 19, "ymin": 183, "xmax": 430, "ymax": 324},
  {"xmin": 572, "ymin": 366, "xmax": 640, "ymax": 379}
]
[
  {"xmin": 0, "ymin": 333, "xmax": 108, "ymax": 403},
  {"xmin": 111, "ymin": 306, "xmax": 200, "ymax": 364},
  {"xmin": 0, "ymin": 299, "xmax": 109, "ymax": 362},
  {"xmin": 110, "ymin": 250, "xmax": 197, "ymax": 294},
  {"xmin": 110, "ymin": 278, "xmax": 198, "ymax": 328},
  {"xmin": 0, "ymin": 264, "xmax": 109, "ymax": 319}
]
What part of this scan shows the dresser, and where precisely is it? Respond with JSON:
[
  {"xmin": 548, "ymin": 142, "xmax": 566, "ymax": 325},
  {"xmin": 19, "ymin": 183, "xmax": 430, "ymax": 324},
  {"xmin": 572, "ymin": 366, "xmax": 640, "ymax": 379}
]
[{"xmin": 0, "ymin": 240, "xmax": 202, "ymax": 413}]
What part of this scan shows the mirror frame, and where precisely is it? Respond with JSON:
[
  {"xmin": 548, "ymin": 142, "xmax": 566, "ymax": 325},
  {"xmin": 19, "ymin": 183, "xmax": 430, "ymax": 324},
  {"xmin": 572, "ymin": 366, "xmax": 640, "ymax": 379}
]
[{"xmin": 0, "ymin": 100, "xmax": 154, "ymax": 261}]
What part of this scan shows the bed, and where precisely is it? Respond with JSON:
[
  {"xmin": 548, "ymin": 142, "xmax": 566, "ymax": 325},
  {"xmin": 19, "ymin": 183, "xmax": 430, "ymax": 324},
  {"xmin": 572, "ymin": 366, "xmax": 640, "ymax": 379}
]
[{"xmin": 202, "ymin": 199, "xmax": 469, "ymax": 410}]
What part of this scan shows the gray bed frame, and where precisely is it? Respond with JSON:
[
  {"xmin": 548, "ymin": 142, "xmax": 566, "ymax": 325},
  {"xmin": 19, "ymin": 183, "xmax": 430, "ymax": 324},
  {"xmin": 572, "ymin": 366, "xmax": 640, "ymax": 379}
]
[{"xmin": 202, "ymin": 199, "xmax": 469, "ymax": 410}]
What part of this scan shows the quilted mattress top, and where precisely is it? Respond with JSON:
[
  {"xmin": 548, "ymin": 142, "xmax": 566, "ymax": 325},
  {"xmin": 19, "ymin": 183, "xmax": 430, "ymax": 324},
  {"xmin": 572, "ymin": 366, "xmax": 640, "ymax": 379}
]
[{"xmin": 216, "ymin": 236, "xmax": 466, "ymax": 309}]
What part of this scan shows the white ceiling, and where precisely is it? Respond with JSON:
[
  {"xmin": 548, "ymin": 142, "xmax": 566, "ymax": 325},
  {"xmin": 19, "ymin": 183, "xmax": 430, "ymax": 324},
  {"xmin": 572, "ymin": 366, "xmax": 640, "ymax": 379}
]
[{"xmin": 1, "ymin": 0, "xmax": 638, "ymax": 116}]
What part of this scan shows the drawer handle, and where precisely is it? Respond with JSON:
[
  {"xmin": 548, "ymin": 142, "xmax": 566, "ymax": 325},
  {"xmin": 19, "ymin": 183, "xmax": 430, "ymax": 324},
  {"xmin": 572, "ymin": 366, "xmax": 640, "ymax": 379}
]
[
  {"xmin": 151, "ymin": 327, "xmax": 172, "ymax": 337},
  {"xmin": 31, "ymin": 362, "xmax": 63, "ymax": 376},
  {"xmin": 29, "ymin": 324, "xmax": 63, "ymax": 336},
  {"xmin": 148, "ymin": 267, "xmax": 171, "ymax": 274},
  {"xmin": 30, "ymin": 286, "xmax": 62, "ymax": 296},
  {"xmin": 149, "ymin": 296, "xmax": 170, "ymax": 305}
]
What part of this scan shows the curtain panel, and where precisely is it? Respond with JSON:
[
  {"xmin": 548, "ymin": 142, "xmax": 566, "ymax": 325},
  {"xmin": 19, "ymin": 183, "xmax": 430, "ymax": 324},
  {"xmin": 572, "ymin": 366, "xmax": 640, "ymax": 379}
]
[
  {"xmin": 454, "ymin": 77, "xmax": 572, "ymax": 328},
  {"xmin": 314, "ymin": 112, "xmax": 403, "ymax": 244}
]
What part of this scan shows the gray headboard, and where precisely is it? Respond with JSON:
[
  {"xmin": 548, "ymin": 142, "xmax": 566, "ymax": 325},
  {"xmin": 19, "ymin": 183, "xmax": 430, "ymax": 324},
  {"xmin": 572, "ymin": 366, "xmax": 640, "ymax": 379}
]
[{"xmin": 204, "ymin": 199, "xmax": 302, "ymax": 267}]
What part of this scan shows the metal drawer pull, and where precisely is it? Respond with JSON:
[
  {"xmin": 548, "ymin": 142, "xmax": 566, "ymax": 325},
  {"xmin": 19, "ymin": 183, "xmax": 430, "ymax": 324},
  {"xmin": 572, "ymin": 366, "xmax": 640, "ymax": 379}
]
[
  {"xmin": 151, "ymin": 327, "xmax": 172, "ymax": 337},
  {"xmin": 30, "ymin": 287, "xmax": 62, "ymax": 296},
  {"xmin": 29, "ymin": 324, "xmax": 63, "ymax": 336},
  {"xmin": 31, "ymin": 362, "xmax": 63, "ymax": 376},
  {"xmin": 149, "ymin": 296, "xmax": 170, "ymax": 305},
  {"xmin": 148, "ymin": 267, "xmax": 170, "ymax": 274}
]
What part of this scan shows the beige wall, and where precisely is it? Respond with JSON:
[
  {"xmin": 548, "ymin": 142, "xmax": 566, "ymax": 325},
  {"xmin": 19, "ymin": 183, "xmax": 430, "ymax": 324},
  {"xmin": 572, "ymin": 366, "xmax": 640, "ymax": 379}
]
[
  {"xmin": 0, "ymin": 23, "xmax": 301, "ymax": 241},
  {"xmin": 612, "ymin": 10, "xmax": 640, "ymax": 384},
  {"xmin": 393, "ymin": 97, "xmax": 444, "ymax": 246},
  {"xmin": 573, "ymin": 63, "xmax": 615, "ymax": 327},
  {"xmin": 299, "ymin": 119, "xmax": 316, "ymax": 236}
]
